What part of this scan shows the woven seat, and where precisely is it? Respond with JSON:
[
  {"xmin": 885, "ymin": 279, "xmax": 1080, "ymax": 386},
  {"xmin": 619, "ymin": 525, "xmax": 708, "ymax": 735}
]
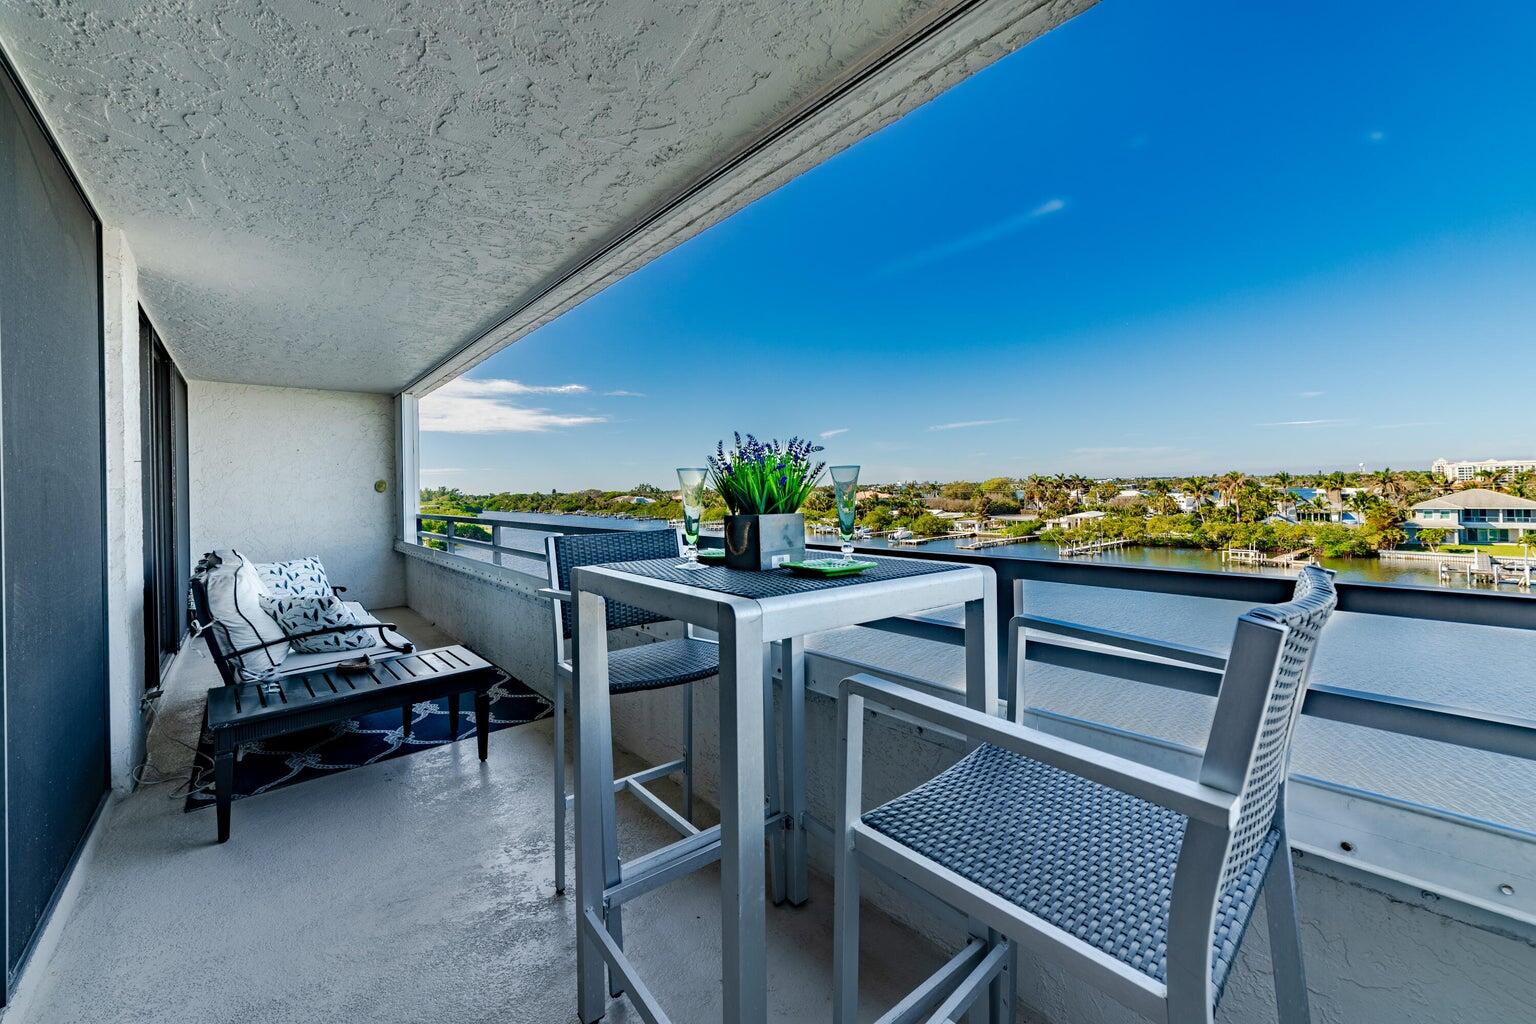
[
  {"xmin": 864, "ymin": 743, "xmax": 1276, "ymax": 998},
  {"xmin": 608, "ymin": 636, "xmax": 719, "ymax": 693}
]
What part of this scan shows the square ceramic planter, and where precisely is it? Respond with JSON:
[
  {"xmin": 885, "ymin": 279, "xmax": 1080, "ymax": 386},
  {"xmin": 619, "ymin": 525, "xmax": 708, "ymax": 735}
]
[{"xmin": 723, "ymin": 513, "xmax": 806, "ymax": 570}]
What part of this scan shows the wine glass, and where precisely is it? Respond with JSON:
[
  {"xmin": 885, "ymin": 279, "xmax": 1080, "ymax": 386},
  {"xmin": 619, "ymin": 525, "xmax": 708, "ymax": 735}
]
[
  {"xmin": 677, "ymin": 467, "xmax": 708, "ymax": 568},
  {"xmin": 830, "ymin": 465, "xmax": 860, "ymax": 562}
]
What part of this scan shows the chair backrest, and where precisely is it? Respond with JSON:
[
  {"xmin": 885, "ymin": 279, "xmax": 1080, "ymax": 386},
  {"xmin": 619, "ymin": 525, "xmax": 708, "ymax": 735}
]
[
  {"xmin": 1199, "ymin": 564, "xmax": 1337, "ymax": 888},
  {"xmin": 545, "ymin": 529, "xmax": 682, "ymax": 642}
]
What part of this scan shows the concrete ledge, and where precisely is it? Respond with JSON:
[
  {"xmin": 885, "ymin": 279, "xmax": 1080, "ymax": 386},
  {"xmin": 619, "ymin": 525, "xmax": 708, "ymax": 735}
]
[{"xmin": 395, "ymin": 538, "xmax": 544, "ymax": 594}]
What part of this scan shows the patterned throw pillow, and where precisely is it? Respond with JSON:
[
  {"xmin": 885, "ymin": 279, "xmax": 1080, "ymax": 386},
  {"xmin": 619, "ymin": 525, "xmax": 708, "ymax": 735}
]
[
  {"xmin": 255, "ymin": 556, "xmax": 334, "ymax": 601},
  {"xmin": 259, "ymin": 591, "xmax": 378, "ymax": 653}
]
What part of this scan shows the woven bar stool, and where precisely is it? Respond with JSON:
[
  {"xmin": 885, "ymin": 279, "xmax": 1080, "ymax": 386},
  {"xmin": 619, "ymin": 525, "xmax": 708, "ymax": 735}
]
[
  {"xmin": 832, "ymin": 564, "xmax": 1337, "ymax": 1024},
  {"xmin": 540, "ymin": 529, "xmax": 718, "ymax": 897}
]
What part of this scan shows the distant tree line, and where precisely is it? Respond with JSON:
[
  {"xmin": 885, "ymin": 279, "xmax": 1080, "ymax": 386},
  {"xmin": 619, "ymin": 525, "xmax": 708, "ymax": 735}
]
[{"xmin": 419, "ymin": 464, "xmax": 1536, "ymax": 558}]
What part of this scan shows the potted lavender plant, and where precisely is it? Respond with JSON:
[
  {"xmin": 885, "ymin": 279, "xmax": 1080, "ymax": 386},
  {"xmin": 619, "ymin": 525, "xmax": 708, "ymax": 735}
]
[{"xmin": 709, "ymin": 434, "xmax": 825, "ymax": 570}]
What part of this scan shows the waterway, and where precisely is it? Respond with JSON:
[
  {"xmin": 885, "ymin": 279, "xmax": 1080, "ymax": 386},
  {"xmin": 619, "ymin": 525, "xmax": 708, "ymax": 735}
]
[{"xmin": 841, "ymin": 536, "xmax": 1473, "ymax": 589}]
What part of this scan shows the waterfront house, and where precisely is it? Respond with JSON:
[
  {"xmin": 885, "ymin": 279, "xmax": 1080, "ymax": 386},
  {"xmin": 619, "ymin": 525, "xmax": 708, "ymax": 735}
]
[
  {"xmin": 1168, "ymin": 490, "xmax": 1204, "ymax": 513},
  {"xmin": 1044, "ymin": 509, "xmax": 1108, "ymax": 530},
  {"xmin": 0, "ymin": 5, "xmax": 1532, "ymax": 1024},
  {"xmin": 1405, "ymin": 489, "xmax": 1536, "ymax": 545},
  {"xmin": 1288, "ymin": 487, "xmax": 1365, "ymax": 526}
]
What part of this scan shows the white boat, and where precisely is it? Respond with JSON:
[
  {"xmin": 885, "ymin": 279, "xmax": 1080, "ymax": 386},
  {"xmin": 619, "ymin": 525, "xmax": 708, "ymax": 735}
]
[{"xmin": 889, "ymin": 528, "xmax": 913, "ymax": 540}]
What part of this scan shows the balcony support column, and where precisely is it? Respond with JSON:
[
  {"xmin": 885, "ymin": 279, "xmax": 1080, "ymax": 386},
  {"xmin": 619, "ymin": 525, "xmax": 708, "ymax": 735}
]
[{"xmin": 394, "ymin": 392, "xmax": 420, "ymax": 545}]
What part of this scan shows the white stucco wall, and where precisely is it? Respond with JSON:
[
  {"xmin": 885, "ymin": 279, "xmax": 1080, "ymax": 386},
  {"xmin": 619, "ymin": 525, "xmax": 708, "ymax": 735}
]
[
  {"xmin": 187, "ymin": 381, "xmax": 403, "ymax": 607},
  {"xmin": 402, "ymin": 551, "xmax": 1536, "ymax": 1024},
  {"xmin": 400, "ymin": 544, "xmax": 555, "ymax": 694},
  {"xmin": 101, "ymin": 228, "xmax": 147, "ymax": 793}
]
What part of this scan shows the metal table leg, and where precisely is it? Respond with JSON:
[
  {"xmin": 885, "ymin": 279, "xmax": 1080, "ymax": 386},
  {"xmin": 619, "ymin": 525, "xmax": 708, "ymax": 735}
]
[
  {"xmin": 963, "ymin": 592, "xmax": 998, "ymax": 718},
  {"xmin": 962, "ymin": 590, "xmax": 999, "ymax": 1024},
  {"xmin": 763, "ymin": 644, "xmax": 787, "ymax": 906},
  {"xmin": 719, "ymin": 606, "xmax": 768, "ymax": 1022},
  {"xmin": 574, "ymin": 588, "xmax": 617, "ymax": 1024},
  {"xmin": 780, "ymin": 636, "xmax": 810, "ymax": 906}
]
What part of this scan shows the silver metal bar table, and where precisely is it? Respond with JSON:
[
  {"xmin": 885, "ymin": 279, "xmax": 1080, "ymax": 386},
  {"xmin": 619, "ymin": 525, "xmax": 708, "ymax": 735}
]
[{"xmin": 571, "ymin": 554, "xmax": 996, "ymax": 1024}]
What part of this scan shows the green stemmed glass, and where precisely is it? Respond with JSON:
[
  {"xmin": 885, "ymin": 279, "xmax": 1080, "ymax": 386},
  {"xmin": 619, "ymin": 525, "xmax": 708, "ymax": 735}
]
[
  {"xmin": 677, "ymin": 467, "xmax": 708, "ymax": 569},
  {"xmin": 830, "ymin": 465, "xmax": 860, "ymax": 562}
]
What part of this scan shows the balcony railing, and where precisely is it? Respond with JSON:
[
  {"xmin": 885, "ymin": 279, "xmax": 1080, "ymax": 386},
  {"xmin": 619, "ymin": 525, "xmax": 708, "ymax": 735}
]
[
  {"xmin": 800, "ymin": 538, "xmax": 1536, "ymax": 768},
  {"xmin": 406, "ymin": 511, "xmax": 1536, "ymax": 775},
  {"xmin": 413, "ymin": 511, "xmax": 666, "ymax": 572}
]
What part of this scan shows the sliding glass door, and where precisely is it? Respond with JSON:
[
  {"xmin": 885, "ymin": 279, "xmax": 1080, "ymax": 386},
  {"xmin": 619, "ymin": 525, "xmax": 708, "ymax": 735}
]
[{"xmin": 0, "ymin": 57, "xmax": 109, "ymax": 995}]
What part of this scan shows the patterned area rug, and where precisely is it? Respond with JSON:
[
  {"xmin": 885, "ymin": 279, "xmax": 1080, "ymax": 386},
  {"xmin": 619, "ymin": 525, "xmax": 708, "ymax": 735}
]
[{"xmin": 184, "ymin": 674, "xmax": 551, "ymax": 811}]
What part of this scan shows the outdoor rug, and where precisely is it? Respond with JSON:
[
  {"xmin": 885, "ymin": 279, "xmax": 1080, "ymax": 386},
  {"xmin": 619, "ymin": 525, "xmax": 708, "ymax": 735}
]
[{"xmin": 184, "ymin": 674, "xmax": 552, "ymax": 811}]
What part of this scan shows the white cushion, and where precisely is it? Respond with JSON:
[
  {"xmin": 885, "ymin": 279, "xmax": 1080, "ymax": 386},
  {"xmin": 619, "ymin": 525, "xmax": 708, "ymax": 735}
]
[{"xmin": 201, "ymin": 549, "xmax": 290, "ymax": 681}]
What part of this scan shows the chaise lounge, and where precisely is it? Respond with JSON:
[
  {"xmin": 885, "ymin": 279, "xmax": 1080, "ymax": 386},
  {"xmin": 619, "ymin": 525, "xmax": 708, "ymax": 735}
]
[{"xmin": 189, "ymin": 549, "xmax": 506, "ymax": 841}]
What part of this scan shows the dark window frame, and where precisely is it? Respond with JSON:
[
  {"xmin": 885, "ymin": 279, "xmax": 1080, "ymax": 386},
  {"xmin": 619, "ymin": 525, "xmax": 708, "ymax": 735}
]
[{"xmin": 140, "ymin": 311, "xmax": 190, "ymax": 685}]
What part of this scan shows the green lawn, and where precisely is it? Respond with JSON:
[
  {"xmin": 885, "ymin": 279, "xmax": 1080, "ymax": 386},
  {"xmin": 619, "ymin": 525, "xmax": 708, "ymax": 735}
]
[{"xmin": 1436, "ymin": 543, "xmax": 1535, "ymax": 556}]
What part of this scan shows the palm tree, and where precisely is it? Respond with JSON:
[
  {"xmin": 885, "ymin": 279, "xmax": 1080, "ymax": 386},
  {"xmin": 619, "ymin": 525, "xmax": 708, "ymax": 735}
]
[
  {"xmin": 1183, "ymin": 476, "xmax": 1213, "ymax": 521},
  {"xmin": 1347, "ymin": 490, "xmax": 1377, "ymax": 516},
  {"xmin": 1369, "ymin": 467, "xmax": 1412, "ymax": 502},
  {"xmin": 1216, "ymin": 470, "xmax": 1248, "ymax": 519},
  {"xmin": 1271, "ymin": 470, "xmax": 1295, "ymax": 492},
  {"xmin": 1316, "ymin": 470, "xmax": 1350, "ymax": 507}
]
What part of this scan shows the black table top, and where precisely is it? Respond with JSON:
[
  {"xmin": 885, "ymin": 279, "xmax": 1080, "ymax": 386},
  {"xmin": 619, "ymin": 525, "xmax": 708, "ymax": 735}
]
[{"xmin": 579, "ymin": 552, "xmax": 969, "ymax": 602}]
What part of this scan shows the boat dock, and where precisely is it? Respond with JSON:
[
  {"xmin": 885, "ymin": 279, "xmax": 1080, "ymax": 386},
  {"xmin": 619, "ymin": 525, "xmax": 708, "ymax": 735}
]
[
  {"xmin": 1221, "ymin": 547, "xmax": 1315, "ymax": 568},
  {"xmin": 889, "ymin": 531, "xmax": 973, "ymax": 546},
  {"xmin": 1441, "ymin": 551, "xmax": 1533, "ymax": 589},
  {"xmin": 958, "ymin": 534, "xmax": 1027, "ymax": 550},
  {"xmin": 1059, "ymin": 538, "xmax": 1131, "ymax": 557}
]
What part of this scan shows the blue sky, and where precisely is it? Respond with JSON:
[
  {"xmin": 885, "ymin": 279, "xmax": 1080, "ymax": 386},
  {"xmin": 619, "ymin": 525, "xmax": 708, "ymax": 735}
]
[{"xmin": 421, "ymin": 0, "xmax": 1536, "ymax": 493}]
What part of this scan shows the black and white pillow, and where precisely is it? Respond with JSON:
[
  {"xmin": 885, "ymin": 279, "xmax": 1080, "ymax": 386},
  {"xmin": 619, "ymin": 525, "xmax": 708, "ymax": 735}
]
[
  {"xmin": 255, "ymin": 556, "xmax": 334, "ymax": 601},
  {"xmin": 259, "ymin": 591, "xmax": 378, "ymax": 653}
]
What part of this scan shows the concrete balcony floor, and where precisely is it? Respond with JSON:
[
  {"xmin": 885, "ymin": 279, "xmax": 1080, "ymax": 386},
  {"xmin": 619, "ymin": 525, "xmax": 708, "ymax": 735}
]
[{"xmin": 8, "ymin": 610, "xmax": 942, "ymax": 1024}]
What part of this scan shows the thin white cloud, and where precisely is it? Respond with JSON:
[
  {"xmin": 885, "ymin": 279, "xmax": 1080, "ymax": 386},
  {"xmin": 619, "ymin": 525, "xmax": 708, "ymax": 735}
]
[
  {"xmin": 819, "ymin": 427, "xmax": 850, "ymax": 439},
  {"xmin": 880, "ymin": 199, "xmax": 1068, "ymax": 274},
  {"xmin": 420, "ymin": 378, "xmax": 606, "ymax": 433},
  {"xmin": 605, "ymin": 389, "xmax": 646, "ymax": 397},
  {"xmin": 1366, "ymin": 130, "xmax": 1387, "ymax": 143},
  {"xmin": 928, "ymin": 418, "xmax": 1014, "ymax": 432},
  {"xmin": 1297, "ymin": 390, "xmax": 1325, "ymax": 398},
  {"xmin": 1257, "ymin": 418, "xmax": 1352, "ymax": 428},
  {"xmin": 443, "ymin": 378, "xmax": 588, "ymax": 397}
]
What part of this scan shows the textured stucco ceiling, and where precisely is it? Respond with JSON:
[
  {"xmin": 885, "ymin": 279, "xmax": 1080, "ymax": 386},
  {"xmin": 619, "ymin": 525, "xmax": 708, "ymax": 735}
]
[{"xmin": 0, "ymin": 0, "xmax": 961, "ymax": 392}]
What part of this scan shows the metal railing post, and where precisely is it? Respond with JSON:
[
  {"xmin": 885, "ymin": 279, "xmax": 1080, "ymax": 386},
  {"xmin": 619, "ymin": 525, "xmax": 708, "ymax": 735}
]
[{"xmin": 446, "ymin": 521, "xmax": 456, "ymax": 555}]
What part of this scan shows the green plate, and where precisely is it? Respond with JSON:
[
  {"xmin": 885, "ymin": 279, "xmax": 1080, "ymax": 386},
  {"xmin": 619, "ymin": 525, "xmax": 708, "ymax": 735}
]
[
  {"xmin": 781, "ymin": 558, "xmax": 876, "ymax": 577},
  {"xmin": 696, "ymin": 548, "xmax": 726, "ymax": 562}
]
